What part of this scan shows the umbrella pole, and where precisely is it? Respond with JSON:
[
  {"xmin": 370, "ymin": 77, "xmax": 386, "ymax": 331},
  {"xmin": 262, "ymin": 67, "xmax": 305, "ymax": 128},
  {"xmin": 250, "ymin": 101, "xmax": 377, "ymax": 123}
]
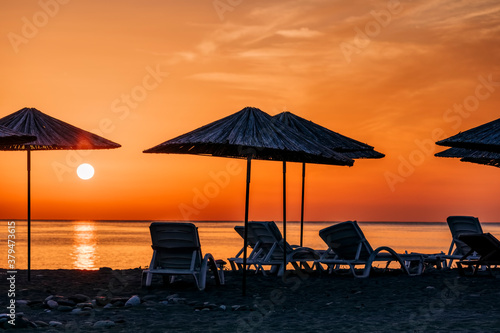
[
  {"xmin": 242, "ymin": 156, "xmax": 251, "ymax": 296},
  {"xmin": 300, "ymin": 163, "xmax": 305, "ymax": 247},
  {"xmin": 27, "ymin": 148, "xmax": 31, "ymax": 281},
  {"xmin": 282, "ymin": 161, "xmax": 286, "ymax": 276}
]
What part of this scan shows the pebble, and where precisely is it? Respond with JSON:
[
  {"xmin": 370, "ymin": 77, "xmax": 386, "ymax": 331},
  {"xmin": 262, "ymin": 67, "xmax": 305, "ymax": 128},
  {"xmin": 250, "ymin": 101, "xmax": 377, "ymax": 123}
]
[
  {"xmin": 142, "ymin": 295, "xmax": 158, "ymax": 301},
  {"xmin": 49, "ymin": 320, "xmax": 63, "ymax": 327},
  {"xmin": 166, "ymin": 294, "xmax": 179, "ymax": 300},
  {"xmin": 58, "ymin": 305, "xmax": 74, "ymax": 312},
  {"xmin": 170, "ymin": 297, "xmax": 186, "ymax": 304},
  {"xmin": 77, "ymin": 302, "xmax": 93, "ymax": 308},
  {"xmin": 125, "ymin": 295, "xmax": 141, "ymax": 307},
  {"xmin": 58, "ymin": 299, "xmax": 76, "ymax": 307},
  {"xmin": 111, "ymin": 297, "xmax": 130, "ymax": 307},
  {"xmin": 70, "ymin": 294, "xmax": 90, "ymax": 303},
  {"xmin": 94, "ymin": 296, "xmax": 107, "ymax": 306},
  {"xmin": 93, "ymin": 320, "xmax": 115, "ymax": 328},
  {"xmin": 46, "ymin": 300, "xmax": 59, "ymax": 309},
  {"xmin": 34, "ymin": 320, "xmax": 49, "ymax": 327},
  {"xmin": 232, "ymin": 305, "xmax": 250, "ymax": 311}
]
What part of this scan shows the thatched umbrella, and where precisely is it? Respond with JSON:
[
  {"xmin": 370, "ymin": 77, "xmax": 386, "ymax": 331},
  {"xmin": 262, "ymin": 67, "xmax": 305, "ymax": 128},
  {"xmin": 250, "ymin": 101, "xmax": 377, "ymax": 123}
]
[
  {"xmin": 272, "ymin": 111, "xmax": 384, "ymax": 246},
  {"xmin": 0, "ymin": 107, "xmax": 121, "ymax": 280},
  {"xmin": 144, "ymin": 106, "xmax": 353, "ymax": 294},
  {"xmin": 0, "ymin": 125, "xmax": 36, "ymax": 145},
  {"xmin": 435, "ymin": 147, "xmax": 500, "ymax": 168},
  {"xmin": 436, "ymin": 117, "xmax": 500, "ymax": 153}
]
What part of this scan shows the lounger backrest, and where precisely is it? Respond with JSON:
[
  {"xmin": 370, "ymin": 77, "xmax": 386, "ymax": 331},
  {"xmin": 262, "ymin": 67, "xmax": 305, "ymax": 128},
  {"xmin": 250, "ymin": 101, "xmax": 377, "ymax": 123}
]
[
  {"xmin": 458, "ymin": 233, "xmax": 500, "ymax": 261},
  {"xmin": 149, "ymin": 222, "xmax": 202, "ymax": 270},
  {"xmin": 248, "ymin": 221, "xmax": 281, "ymax": 244},
  {"xmin": 447, "ymin": 216, "xmax": 483, "ymax": 255},
  {"xmin": 234, "ymin": 225, "xmax": 259, "ymax": 248},
  {"xmin": 248, "ymin": 221, "xmax": 288, "ymax": 259},
  {"xmin": 319, "ymin": 221, "xmax": 374, "ymax": 260}
]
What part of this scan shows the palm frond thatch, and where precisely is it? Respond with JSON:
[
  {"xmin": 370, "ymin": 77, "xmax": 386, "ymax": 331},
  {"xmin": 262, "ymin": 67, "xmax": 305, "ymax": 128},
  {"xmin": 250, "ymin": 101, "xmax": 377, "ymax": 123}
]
[
  {"xmin": 272, "ymin": 111, "xmax": 384, "ymax": 159},
  {"xmin": 0, "ymin": 107, "xmax": 121, "ymax": 150},
  {"xmin": 435, "ymin": 147, "xmax": 500, "ymax": 168},
  {"xmin": 436, "ymin": 117, "xmax": 500, "ymax": 153},
  {"xmin": 144, "ymin": 107, "xmax": 353, "ymax": 166}
]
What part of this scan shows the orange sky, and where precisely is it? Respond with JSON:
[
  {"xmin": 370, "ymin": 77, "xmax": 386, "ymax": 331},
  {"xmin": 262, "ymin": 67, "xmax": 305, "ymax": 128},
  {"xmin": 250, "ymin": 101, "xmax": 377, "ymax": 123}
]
[{"xmin": 1, "ymin": 0, "xmax": 499, "ymax": 222}]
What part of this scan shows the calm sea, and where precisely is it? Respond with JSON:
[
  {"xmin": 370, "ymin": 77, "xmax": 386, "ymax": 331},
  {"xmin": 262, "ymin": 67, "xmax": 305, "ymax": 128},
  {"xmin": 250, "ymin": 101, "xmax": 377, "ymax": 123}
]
[{"xmin": 2, "ymin": 220, "xmax": 500, "ymax": 270}]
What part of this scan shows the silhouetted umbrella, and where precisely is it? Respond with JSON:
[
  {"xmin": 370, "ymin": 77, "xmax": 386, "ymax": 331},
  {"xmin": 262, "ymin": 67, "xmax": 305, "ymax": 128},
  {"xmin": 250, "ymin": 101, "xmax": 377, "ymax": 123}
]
[
  {"xmin": 0, "ymin": 107, "xmax": 121, "ymax": 280},
  {"xmin": 435, "ymin": 147, "xmax": 500, "ymax": 168},
  {"xmin": 272, "ymin": 111, "xmax": 384, "ymax": 246},
  {"xmin": 0, "ymin": 125, "xmax": 36, "ymax": 145},
  {"xmin": 144, "ymin": 106, "xmax": 353, "ymax": 294},
  {"xmin": 436, "ymin": 117, "xmax": 500, "ymax": 153}
]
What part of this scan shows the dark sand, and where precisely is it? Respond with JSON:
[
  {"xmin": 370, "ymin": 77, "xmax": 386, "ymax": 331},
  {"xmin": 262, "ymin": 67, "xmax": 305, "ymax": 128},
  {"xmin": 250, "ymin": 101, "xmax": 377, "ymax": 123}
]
[{"xmin": 1, "ymin": 267, "xmax": 500, "ymax": 332}]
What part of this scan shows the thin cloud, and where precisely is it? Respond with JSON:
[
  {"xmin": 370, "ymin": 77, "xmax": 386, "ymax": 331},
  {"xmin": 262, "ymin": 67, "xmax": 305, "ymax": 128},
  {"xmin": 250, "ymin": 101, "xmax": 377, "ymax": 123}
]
[{"xmin": 276, "ymin": 27, "xmax": 323, "ymax": 38}]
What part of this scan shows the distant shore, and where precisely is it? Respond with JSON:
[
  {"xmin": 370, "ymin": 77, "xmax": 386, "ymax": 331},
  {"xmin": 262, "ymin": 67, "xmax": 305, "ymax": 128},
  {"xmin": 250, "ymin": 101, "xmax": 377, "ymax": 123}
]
[{"xmin": 1, "ymin": 268, "xmax": 500, "ymax": 332}]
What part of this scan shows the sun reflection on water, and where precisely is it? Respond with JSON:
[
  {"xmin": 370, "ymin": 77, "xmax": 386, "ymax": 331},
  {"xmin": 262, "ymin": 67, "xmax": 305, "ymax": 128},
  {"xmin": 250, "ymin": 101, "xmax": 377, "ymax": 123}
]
[{"xmin": 71, "ymin": 222, "xmax": 98, "ymax": 270}]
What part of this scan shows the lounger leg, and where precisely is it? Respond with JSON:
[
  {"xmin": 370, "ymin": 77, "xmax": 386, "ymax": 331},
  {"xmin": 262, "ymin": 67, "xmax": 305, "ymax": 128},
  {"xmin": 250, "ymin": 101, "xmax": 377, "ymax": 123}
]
[
  {"xmin": 145, "ymin": 272, "xmax": 153, "ymax": 287},
  {"xmin": 199, "ymin": 257, "xmax": 208, "ymax": 290}
]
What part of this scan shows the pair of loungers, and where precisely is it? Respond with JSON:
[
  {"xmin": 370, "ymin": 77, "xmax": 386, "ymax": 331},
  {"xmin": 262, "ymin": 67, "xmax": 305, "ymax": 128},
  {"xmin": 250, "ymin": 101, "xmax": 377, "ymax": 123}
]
[{"xmin": 229, "ymin": 220, "xmax": 424, "ymax": 278}]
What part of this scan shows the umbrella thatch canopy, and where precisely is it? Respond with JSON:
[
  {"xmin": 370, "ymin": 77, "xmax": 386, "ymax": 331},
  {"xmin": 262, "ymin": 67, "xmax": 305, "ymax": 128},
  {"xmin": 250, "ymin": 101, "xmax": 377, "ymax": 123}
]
[
  {"xmin": 0, "ymin": 107, "xmax": 121, "ymax": 280},
  {"xmin": 436, "ymin": 117, "xmax": 500, "ymax": 153},
  {"xmin": 0, "ymin": 125, "xmax": 36, "ymax": 145},
  {"xmin": 435, "ymin": 147, "xmax": 500, "ymax": 168},
  {"xmin": 272, "ymin": 111, "xmax": 384, "ymax": 246},
  {"xmin": 144, "ymin": 106, "xmax": 353, "ymax": 294},
  {"xmin": 273, "ymin": 111, "xmax": 385, "ymax": 159},
  {"xmin": 0, "ymin": 108, "xmax": 121, "ymax": 150},
  {"xmin": 144, "ymin": 107, "xmax": 353, "ymax": 165}
]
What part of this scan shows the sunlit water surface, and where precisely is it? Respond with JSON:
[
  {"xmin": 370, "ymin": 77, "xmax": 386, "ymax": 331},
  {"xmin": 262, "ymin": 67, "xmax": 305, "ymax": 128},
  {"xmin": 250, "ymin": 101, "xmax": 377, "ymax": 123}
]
[{"xmin": 2, "ymin": 220, "xmax": 500, "ymax": 270}]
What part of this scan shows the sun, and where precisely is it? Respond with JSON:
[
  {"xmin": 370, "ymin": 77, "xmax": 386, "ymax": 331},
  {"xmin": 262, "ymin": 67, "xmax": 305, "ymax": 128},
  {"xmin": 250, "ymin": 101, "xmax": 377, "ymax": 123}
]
[{"xmin": 77, "ymin": 163, "xmax": 95, "ymax": 180}]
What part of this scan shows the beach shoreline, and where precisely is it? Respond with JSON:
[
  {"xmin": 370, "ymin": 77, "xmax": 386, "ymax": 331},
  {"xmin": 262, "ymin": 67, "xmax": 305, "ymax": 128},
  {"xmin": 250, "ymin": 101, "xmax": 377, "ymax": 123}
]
[{"xmin": 1, "ymin": 268, "xmax": 500, "ymax": 332}]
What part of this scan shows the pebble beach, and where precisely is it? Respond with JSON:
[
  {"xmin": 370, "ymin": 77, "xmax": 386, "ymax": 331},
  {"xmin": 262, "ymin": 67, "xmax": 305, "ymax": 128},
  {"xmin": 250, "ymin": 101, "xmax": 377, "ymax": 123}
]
[{"xmin": 1, "ymin": 267, "xmax": 500, "ymax": 332}]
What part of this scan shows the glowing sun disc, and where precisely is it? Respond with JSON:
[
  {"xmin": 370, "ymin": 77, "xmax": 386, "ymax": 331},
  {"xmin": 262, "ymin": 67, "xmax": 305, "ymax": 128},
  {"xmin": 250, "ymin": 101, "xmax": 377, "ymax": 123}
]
[{"xmin": 77, "ymin": 163, "xmax": 95, "ymax": 180}]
